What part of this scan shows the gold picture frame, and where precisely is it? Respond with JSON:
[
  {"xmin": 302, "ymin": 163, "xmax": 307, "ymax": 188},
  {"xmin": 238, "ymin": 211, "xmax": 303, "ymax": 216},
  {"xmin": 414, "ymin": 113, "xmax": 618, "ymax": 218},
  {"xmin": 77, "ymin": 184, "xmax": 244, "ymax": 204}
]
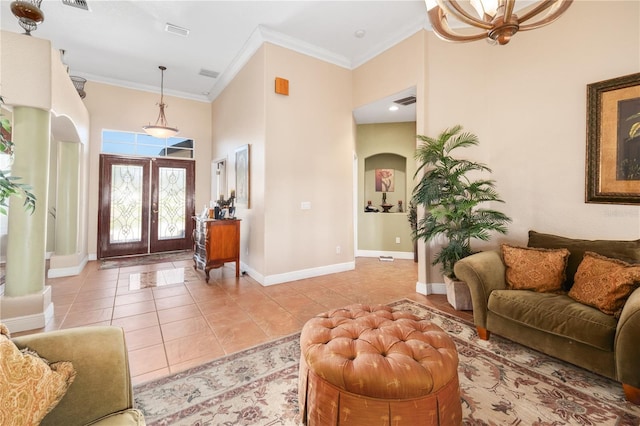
[
  {"xmin": 586, "ymin": 72, "xmax": 640, "ymax": 204},
  {"xmin": 235, "ymin": 144, "xmax": 250, "ymax": 208}
]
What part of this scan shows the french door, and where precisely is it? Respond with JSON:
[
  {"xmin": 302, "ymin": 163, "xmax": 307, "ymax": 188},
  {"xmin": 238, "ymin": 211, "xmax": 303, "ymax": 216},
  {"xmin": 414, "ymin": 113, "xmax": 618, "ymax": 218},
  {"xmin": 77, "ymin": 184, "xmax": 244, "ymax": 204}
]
[{"xmin": 98, "ymin": 154, "xmax": 195, "ymax": 258}]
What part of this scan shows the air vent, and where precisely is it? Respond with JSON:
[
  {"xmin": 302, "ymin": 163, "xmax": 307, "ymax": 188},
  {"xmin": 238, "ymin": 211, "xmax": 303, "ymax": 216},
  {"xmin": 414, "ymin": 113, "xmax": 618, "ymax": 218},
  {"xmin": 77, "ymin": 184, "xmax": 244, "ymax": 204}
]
[
  {"xmin": 393, "ymin": 96, "xmax": 416, "ymax": 106},
  {"xmin": 62, "ymin": 0, "xmax": 89, "ymax": 11},
  {"xmin": 199, "ymin": 69, "xmax": 220, "ymax": 79},
  {"xmin": 165, "ymin": 23, "xmax": 190, "ymax": 37}
]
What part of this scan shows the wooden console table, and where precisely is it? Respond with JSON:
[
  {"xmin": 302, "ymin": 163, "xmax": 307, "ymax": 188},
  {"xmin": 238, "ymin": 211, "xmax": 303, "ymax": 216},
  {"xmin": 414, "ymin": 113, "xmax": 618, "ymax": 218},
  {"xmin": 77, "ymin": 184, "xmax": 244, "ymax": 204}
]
[{"xmin": 193, "ymin": 217, "xmax": 240, "ymax": 281}]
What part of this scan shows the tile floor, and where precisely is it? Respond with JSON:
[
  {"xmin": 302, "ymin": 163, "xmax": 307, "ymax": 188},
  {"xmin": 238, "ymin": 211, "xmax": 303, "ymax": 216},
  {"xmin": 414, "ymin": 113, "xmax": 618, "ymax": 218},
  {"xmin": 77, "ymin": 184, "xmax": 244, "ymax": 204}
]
[{"xmin": 16, "ymin": 255, "xmax": 473, "ymax": 386}]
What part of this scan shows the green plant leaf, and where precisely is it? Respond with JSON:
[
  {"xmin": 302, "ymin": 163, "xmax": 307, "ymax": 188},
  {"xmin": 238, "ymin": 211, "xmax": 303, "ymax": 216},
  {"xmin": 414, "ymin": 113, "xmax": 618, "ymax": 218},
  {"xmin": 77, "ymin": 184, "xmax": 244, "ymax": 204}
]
[{"xmin": 412, "ymin": 125, "xmax": 511, "ymax": 278}]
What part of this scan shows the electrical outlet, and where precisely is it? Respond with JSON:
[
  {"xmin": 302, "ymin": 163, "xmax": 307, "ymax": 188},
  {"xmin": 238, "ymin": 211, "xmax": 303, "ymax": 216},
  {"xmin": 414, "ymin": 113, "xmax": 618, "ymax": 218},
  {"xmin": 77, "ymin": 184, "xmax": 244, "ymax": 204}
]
[
  {"xmin": 300, "ymin": 201, "xmax": 311, "ymax": 210},
  {"xmin": 395, "ymin": 237, "xmax": 401, "ymax": 244},
  {"xmin": 336, "ymin": 246, "xmax": 341, "ymax": 254}
]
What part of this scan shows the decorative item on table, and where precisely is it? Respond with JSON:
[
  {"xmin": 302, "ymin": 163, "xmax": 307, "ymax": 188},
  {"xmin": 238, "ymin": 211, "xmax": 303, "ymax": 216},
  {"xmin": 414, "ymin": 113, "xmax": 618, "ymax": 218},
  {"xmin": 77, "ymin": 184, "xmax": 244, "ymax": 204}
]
[
  {"xmin": 215, "ymin": 190, "xmax": 236, "ymax": 219},
  {"xmin": 201, "ymin": 205, "xmax": 209, "ymax": 219},
  {"xmin": 398, "ymin": 200, "xmax": 403, "ymax": 212}
]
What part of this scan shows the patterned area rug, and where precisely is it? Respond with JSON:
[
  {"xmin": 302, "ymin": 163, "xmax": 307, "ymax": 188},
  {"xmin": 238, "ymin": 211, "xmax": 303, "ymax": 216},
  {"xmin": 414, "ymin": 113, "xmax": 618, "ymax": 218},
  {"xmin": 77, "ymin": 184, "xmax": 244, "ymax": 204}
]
[
  {"xmin": 133, "ymin": 299, "xmax": 640, "ymax": 425},
  {"xmin": 100, "ymin": 250, "xmax": 193, "ymax": 269}
]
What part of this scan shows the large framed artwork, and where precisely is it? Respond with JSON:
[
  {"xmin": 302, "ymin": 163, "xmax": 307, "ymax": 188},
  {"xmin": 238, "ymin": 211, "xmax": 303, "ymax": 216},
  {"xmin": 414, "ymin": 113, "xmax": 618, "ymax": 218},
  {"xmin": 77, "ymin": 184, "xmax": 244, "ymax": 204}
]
[
  {"xmin": 586, "ymin": 72, "xmax": 640, "ymax": 204},
  {"xmin": 235, "ymin": 144, "xmax": 250, "ymax": 208}
]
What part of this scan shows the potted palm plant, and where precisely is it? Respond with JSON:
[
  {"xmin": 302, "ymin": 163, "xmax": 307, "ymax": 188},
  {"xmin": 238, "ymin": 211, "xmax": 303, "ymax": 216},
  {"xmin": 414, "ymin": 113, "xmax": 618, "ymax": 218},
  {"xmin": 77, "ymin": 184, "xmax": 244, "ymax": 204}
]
[
  {"xmin": 1, "ymin": 95, "xmax": 36, "ymax": 215},
  {"xmin": 412, "ymin": 125, "xmax": 511, "ymax": 309}
]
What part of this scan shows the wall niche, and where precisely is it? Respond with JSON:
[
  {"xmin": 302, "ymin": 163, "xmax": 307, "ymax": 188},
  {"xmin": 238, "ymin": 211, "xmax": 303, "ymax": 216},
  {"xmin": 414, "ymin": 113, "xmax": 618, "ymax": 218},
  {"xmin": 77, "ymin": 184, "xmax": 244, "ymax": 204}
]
[{"xmin": 364, "ymin": 153, "xmax": 406, "ymax": 213}]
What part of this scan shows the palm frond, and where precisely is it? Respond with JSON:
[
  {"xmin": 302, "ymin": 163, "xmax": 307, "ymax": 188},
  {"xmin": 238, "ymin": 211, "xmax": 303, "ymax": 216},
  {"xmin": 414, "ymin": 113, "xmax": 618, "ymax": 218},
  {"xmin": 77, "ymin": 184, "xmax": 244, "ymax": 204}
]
[{"xmin": 412, "ymin": 125, "xmax": 511, "ymax": 278}]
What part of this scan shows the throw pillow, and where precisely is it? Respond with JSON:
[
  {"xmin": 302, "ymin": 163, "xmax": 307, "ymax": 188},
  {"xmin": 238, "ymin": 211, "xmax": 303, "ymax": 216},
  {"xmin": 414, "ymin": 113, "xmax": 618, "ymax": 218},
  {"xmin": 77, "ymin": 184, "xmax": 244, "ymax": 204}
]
[
  {"xmin": 527, "ymin": 230, "xmax": 640, "ymax": 290},
  {"xmin": 0, "ymin": 323, "xmax": 76, "ymax": 426},
  {"xmin": 569, "ymin": 252, "xmax": 640, "ymax": 318},
  {"xmin": 501, "ymin": 244, "xmax": 570, "ymax": 293}
]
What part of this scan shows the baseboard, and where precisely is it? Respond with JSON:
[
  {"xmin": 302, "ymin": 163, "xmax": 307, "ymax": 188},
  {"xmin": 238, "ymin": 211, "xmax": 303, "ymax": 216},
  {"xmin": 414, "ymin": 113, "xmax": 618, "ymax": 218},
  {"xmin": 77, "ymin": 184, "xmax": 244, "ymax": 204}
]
[
  {"xmin": 415, "ymin": 281, "xmax": 446, "ymax": 295},
  {"xmin": 258, "ymin": 261, "xmax": 356, "ymax": 286},
  {"xmin": 357, "ymin": 250, "xmax": 414, "ymax": 260},
  {"xmin": 47, "ymin": 255, "xmax": 89, "ymax": 278},
  {"xmin": 1, "ymin": 287, "xmax": 54, "ymax": 333},
  {"xmin": 1, "ymin": 304, "xmax": 54, "ymax": 333}
]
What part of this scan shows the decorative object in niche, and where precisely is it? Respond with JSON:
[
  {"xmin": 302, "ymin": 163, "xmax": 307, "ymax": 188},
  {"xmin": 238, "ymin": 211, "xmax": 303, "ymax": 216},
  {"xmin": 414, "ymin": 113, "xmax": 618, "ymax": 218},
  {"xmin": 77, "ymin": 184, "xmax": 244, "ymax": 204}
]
[
  {"xmin": 586, "ymin": 72, "xmax": 640, "ymax": 205},
  {"xmin": 380, "ymin": 192, "xmax": 393, "ymax": 213},
  {"xmin": 365, "ymin": 201, "xmax": 379, "ymax": 212}
]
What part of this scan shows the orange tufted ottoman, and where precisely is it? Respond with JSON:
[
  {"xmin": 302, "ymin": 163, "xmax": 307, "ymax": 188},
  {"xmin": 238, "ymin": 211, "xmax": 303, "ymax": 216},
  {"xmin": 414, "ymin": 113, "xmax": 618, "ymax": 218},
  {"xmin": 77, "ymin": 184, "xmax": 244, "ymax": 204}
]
[{"xmin": 298, "ymin": 304, "xmax": 462, "ymax": 425}]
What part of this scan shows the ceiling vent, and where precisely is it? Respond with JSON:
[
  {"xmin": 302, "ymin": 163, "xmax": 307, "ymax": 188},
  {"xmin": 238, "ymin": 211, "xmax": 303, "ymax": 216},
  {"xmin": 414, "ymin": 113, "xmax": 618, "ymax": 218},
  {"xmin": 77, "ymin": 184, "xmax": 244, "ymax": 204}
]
[
  {"xmin": 199, "ymin": 69, "xmax": 220, "ymax": 79},
  {"xmin": 61, "ymin": 0, "xmax": 89, "ymax": 11},
  {"xmin": 393, "ymin": 96, "xmax": 416, "ymax": 106},
  {"xmin": 165, "ymin": 23, "xmax": 190, "ymax": 37}
]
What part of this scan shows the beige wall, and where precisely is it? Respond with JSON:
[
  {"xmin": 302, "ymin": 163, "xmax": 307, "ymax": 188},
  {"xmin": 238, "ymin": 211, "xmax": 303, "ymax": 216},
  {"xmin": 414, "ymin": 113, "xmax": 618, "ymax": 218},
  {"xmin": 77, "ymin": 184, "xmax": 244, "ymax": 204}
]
[
  {"xmin": 424, "ymin": 0, "xmax": 640, "ymax": 252},
  {"xmin": 263, "ymin": 43, "xmax": 353, "ymax": 281},
  {"xmin": 211, "ymin": 46, "xmax": 267, "ymax": 275},
  {"xmin": 357, "ymin": 122, "xmax": 416, "ymax": 255},
  {"xmin": 82, "ymin": 82, "xmax": 212, "ymax": 257},
  {"xmin": 212, "ymin": 43, "xmax": 353, "ymax": 284},
  {"xmin": 353, "ymin": 1, "xmax": 640, "ymax": 286}
]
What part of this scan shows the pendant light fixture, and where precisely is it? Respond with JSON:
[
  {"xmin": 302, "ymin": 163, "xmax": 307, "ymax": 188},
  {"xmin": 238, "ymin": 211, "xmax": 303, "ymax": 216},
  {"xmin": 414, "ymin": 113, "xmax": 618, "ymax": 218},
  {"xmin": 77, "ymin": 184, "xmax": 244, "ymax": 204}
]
[
  {"xmin": 143, "ymin": 66, "xmax": 179, "ymax": 139},
  {"xmin": 425, "ymin": 0, "xmax": 573, "ymax": 45}
]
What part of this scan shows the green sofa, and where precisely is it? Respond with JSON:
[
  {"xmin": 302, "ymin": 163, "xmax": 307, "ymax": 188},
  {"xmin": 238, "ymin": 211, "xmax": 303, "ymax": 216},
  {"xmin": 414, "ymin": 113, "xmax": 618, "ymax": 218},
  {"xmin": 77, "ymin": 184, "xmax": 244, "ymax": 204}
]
[
  {"xmin": 12, "ymin": 326, "xmax": 145, "ymax": 425},
  {"xmin": 453, "ymin": 231, "xmax": 640, "ymax": 405}
]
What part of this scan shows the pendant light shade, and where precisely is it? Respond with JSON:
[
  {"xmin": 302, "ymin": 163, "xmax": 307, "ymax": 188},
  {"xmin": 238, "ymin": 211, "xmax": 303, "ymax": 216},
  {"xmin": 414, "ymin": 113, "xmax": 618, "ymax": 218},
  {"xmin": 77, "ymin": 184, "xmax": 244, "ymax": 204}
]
[
  {"xmin": 143, "ymin": 66, "xmax": 179, "ymax": 139},
  {"xmin": 426, "ymin": 0, "xmax": 573, "ymax": 45}
]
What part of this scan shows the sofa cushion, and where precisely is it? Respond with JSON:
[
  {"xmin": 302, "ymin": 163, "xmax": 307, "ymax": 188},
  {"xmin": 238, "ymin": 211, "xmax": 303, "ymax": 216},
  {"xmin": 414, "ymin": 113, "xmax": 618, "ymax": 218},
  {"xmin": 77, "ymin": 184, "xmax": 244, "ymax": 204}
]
[
  {"xmin": 487, "ymin": 290, "xmax": 617, "ymax": 352},
  {"xmin": 528, "ymin": 230, "xmax": 640, "ymax": 290},
  {"xmin": 568, "ymin": 252, "xmax": 640, "ymax": 318},
  {"xmin": 0, "ymin": 324, "xmax": 76, "ymax": 426},
  {"xmin": 501, "ymin": 244, "xmax": 569, "ymax": 293}
]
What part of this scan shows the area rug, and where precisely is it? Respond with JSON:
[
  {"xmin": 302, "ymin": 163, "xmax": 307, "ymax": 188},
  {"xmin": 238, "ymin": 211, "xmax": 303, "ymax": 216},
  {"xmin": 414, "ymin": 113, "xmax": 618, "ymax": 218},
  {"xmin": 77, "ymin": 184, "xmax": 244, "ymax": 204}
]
[
  {"xmin": 133, "ymin": 299, "xmax": 640, "ymax": 425},
  {"xmin": 100, "ymin": 250, "xmax": 193, "ymax": 269}
]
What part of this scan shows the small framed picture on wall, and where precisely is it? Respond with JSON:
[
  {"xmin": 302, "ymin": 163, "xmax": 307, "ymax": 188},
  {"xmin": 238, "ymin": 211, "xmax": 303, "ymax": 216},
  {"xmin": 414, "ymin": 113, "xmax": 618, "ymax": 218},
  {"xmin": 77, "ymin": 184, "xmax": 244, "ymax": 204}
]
[{"xmin": 235, "ymin": 144, "xmax": 250, "ymax": 208}]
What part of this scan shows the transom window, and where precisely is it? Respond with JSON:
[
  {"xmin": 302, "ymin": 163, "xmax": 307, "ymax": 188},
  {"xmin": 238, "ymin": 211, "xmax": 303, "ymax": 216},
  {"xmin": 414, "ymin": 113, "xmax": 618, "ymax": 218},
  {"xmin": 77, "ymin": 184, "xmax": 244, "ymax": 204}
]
[{"xmin": 102, "ymin": 130, "xmax": 194, "ymax": 159}]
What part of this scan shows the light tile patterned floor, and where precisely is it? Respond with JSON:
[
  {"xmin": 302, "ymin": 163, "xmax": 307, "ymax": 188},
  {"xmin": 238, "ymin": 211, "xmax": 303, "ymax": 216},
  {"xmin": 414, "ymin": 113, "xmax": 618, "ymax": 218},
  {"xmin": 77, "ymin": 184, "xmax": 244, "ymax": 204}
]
[{"xmin": 16, "ymin": 256, "xmax": 472, "ymax": 385}]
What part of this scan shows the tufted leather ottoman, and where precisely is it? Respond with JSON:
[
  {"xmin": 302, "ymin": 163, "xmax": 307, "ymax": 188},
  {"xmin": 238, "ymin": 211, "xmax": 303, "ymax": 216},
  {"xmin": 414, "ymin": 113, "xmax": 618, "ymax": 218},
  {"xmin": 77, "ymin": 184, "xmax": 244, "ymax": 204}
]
[{"xmin": 298, "ymin": 304, "xmax": 462, "ymax": 425}]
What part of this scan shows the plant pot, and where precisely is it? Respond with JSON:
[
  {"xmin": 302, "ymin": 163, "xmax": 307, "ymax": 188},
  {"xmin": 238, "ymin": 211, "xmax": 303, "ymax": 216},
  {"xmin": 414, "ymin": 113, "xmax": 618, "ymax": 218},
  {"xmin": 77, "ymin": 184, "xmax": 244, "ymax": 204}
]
[{"xmin": 444, "ymin": 275, "xmax": 473, "ymax": 311}]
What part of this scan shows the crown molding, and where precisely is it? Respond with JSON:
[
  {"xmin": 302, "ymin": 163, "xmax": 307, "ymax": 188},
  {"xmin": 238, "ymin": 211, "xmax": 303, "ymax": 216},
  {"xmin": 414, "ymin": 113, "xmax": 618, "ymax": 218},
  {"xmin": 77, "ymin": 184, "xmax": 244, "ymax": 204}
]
[
  {"xmin": 75, "ymin": 71, "xmax": 211, "ymax": 103},
  {"xmin": 352, "ymin": 16, "xmax": 428, "ymax": 69}
]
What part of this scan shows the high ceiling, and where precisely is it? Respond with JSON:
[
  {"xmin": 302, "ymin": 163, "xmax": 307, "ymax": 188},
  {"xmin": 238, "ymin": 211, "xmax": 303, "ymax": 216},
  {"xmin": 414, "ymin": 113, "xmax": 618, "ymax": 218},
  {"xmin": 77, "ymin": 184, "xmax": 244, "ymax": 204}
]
[{"xmin": 1, "ymin": 0, "xmax": 427, "ymax": 117}]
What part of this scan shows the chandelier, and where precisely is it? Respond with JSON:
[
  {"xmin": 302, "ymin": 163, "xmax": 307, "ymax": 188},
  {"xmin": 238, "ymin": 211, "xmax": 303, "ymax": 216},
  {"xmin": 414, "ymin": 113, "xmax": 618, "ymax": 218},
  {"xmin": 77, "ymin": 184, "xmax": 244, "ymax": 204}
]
[
  {"xmin": 426, "ymin": 0, "xmax": 573, "ymax": 45},
  {"xmin": 143, "ymin": 66, "xmax": 179, "ymax": 139}
]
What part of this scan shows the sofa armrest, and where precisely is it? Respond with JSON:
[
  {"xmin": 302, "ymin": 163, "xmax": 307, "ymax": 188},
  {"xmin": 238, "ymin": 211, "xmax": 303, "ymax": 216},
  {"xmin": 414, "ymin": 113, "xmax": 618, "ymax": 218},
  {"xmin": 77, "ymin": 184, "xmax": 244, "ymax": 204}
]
[
  {"xmin": 12, "ymin": 326, "xmax": 134, "ymax": 426},
  {"xmin": 453, "ymin": 250, "xmax": 507, "ymax": 329},
  {"xmin": 615, "ymin": 287, "xmax": 640, "ymax": 388}
]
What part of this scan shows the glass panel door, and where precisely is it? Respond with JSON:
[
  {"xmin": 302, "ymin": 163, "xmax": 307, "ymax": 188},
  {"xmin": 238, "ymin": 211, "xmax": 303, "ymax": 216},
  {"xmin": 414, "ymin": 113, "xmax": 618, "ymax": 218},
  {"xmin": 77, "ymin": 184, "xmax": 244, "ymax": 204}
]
[
  {"xmin": 98, "ymin": 155, "xmax": 195, "ymax": 258},
  {"xmin": 99, "ymin": 156, "xmax": 150, "ymax": 258},
  {"xmin": 150, "ymin": 158, "xmax": 195, "ymax": 253}
]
